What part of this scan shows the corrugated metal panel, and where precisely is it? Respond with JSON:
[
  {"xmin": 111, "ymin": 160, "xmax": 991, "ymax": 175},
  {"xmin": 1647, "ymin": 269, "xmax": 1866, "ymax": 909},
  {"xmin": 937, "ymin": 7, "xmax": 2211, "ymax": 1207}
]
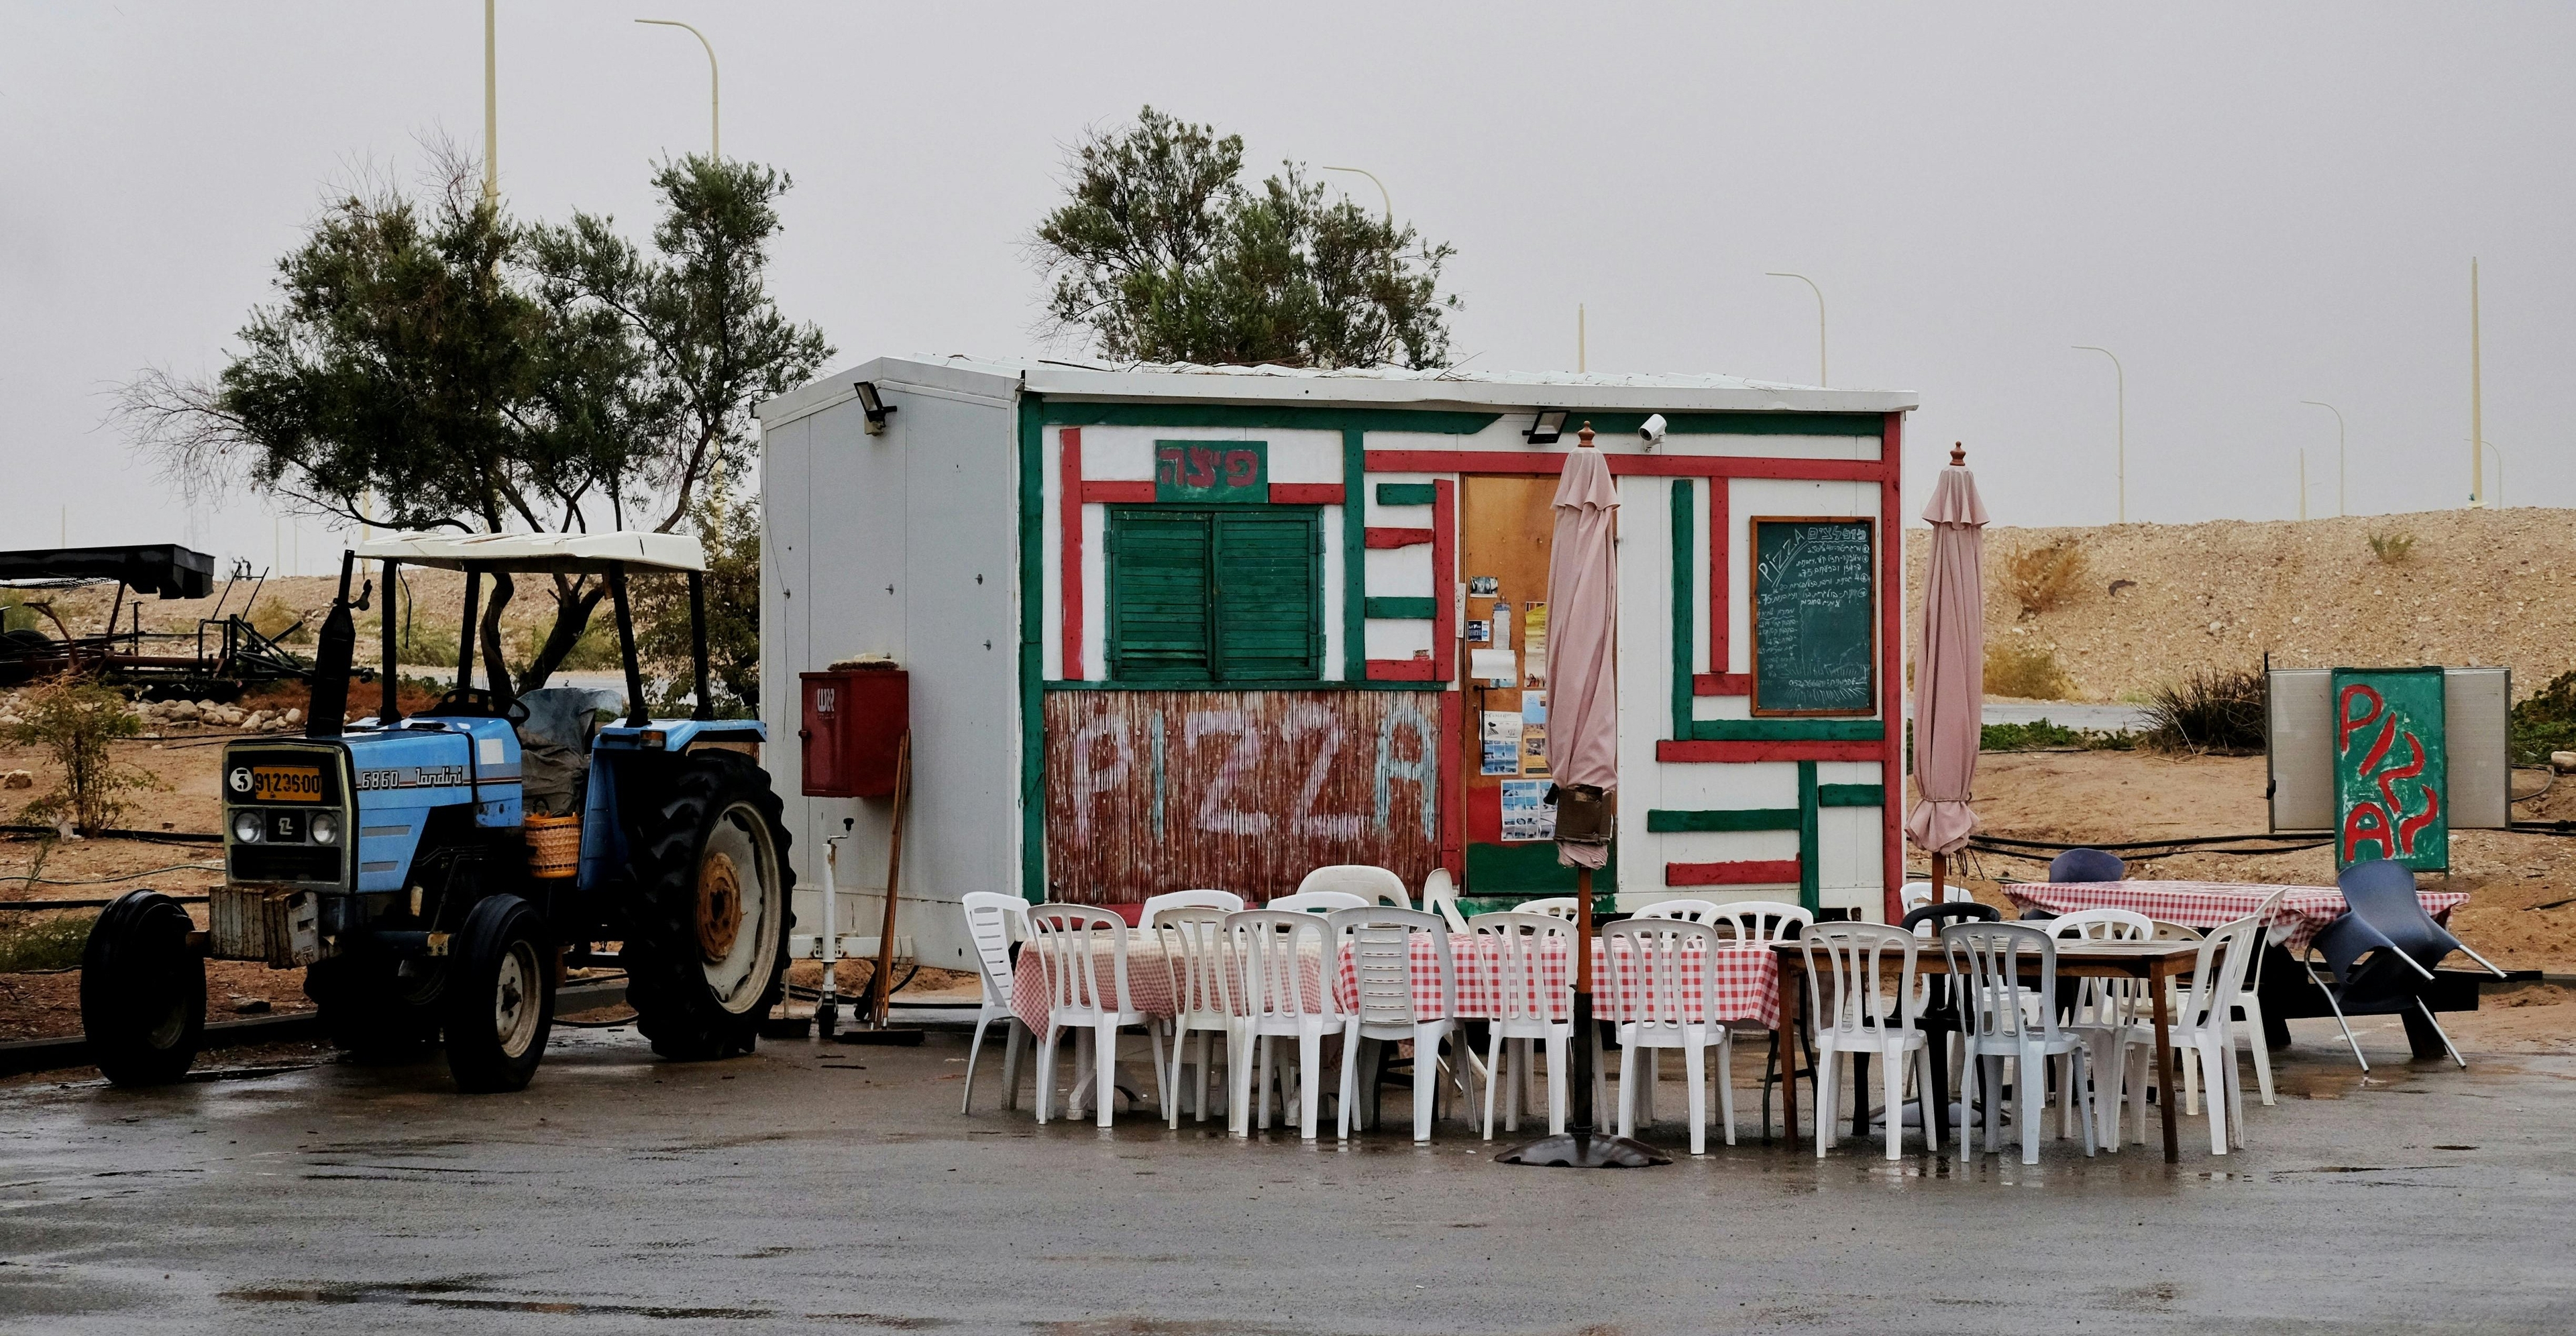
[
  {"xmin": 2270, "ymin": 667, "xmax": 2509, "ymax": 833},
  {"xmin": 1043, "ymin": 689, "xmax": 1441, "ymax": 903}
]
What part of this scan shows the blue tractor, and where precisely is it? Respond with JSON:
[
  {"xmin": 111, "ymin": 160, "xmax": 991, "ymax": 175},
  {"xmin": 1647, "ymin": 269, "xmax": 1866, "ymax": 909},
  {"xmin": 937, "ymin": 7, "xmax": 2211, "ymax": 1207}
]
[{"xmin": 80, "ymin": 533, "xmax": 796, "ymax": 1091}]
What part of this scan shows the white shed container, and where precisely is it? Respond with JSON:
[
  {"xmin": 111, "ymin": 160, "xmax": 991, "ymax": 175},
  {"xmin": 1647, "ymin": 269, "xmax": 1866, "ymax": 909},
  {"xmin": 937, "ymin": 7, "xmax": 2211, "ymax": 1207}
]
[{"xmin": 759, "ymin": 356, "xmax": 1918, "ymax": 969}]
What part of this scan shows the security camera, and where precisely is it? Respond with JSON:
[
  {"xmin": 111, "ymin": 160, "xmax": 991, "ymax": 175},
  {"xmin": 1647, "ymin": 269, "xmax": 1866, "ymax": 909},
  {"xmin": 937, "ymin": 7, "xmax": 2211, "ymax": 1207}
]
[{"xmin": 1639, "ymin": 413, "xmax": 1668, "ymax": 449}]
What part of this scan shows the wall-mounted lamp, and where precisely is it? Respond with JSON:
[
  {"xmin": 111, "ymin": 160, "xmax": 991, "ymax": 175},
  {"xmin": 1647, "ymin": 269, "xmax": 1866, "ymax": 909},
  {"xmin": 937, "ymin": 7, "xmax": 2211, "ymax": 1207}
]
[
  {"xmin": 855, "ymin": 381, "xmax": 898, "ymax": 435},
  {"xmin": 1524, "ymin": 408, "xmax": 1568, "ymax": 444}
]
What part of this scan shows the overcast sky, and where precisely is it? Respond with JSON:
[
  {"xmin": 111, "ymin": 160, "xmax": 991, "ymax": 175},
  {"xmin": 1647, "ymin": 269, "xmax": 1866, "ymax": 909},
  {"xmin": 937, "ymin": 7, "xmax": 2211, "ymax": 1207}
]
[{"xmin": 5, "ymin": 2, "xmax": 2569, "ymax": 572}]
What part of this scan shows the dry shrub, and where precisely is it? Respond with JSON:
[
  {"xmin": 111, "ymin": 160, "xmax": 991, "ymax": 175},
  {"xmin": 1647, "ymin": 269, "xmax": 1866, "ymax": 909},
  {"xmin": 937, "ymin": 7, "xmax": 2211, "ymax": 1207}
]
[
  {"xmin": 1984, "ymin": 641, "xmax": 2072, "ymax": 700},
  {"xmin": 250, "ymin": 596, "xmax": 313, "ymax": 645},
  {"xmin": 2141, "ymin": 667, "xmax": 2266, "ymax": 754},
  {"xmin": 2369, "ymin": 531, "xmax": 2416, "ymax": 565},
  {"xmin": 2006, "ymin": 539, "xmax": 2090, "ymax": 616},
  {"xmin": 1, "ymin": 674, "xmax": 159, "ymax": 832}
]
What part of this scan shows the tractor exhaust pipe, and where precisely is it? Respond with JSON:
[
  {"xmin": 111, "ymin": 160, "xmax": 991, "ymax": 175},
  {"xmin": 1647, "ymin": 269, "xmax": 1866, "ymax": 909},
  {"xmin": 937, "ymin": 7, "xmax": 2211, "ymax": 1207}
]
[{"xmin": 306, "ymin": 551, "xmax": 360, "ymax": 740}]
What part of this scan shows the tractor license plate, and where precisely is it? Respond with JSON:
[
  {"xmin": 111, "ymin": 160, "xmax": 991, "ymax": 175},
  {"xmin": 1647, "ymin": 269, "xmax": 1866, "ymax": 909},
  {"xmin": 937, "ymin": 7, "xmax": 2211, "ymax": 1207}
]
[{"xmin": 250, "ymin": 765, "xmax": 325, "ymax": 803}]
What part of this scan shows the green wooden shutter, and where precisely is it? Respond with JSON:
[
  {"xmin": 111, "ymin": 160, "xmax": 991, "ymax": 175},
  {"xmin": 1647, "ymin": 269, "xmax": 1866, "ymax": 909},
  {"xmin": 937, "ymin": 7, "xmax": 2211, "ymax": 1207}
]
[
  {"xmin": 1107, "ymin": 508, "xmax": 1212, "ymax": 681},
  {"xmin": 1211, "ymin": 509, "xmax": 1321, "ymax": 682}
]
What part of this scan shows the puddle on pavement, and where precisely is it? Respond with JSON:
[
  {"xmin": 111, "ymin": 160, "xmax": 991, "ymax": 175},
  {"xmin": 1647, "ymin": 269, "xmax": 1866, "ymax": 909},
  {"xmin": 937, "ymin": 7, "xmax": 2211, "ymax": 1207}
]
[{"xmin": 222, "ymin": 1277, "xmax": 941, "ymax": 1322}]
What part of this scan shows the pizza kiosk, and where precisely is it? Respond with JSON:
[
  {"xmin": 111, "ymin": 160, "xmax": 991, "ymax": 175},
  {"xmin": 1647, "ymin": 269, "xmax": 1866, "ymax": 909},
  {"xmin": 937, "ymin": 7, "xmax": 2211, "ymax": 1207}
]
[{"xmin": 757, "ymin": 357, "xmax": 1918, "ymax": 964}]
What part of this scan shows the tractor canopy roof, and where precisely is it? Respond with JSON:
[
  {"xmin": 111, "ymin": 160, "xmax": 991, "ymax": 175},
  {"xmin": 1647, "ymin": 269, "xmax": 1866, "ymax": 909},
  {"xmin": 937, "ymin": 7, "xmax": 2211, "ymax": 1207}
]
[{"xmin": 350, "ymin": 531, "xmax": 706, "ymax": 575}]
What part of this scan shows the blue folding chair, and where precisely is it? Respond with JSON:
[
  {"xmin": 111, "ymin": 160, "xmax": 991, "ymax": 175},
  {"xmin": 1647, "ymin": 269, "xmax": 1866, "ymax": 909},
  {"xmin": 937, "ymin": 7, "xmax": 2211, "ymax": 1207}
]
[
  {"xmin": 2303, "ymin": 859, "xmax": 2505, "ymax": 1071},
  {"xmin": 2048, "ymin": 848, "xmax": 2127, "ymax": 883}
]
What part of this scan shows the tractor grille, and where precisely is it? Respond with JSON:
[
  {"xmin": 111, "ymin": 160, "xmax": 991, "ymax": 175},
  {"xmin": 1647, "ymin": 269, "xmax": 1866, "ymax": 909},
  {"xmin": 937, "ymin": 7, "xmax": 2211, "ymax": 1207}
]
[{"xmin": 230, "ymin": 844, "xmax": 343, "ymax": 885}]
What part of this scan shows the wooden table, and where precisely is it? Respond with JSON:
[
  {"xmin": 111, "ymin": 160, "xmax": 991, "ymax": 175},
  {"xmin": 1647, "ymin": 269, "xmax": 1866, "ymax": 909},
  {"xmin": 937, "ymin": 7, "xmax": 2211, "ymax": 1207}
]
[{"xmin": 1772, "ymin": 939, "xmax": 2206, "ymax": 1164}]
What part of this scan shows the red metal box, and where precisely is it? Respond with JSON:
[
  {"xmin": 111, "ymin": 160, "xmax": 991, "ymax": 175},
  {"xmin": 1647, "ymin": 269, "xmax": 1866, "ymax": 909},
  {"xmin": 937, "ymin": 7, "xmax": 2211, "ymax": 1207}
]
[{"xmin": 798, "ymin": 668, "xmax": 908, "ymax": 797}]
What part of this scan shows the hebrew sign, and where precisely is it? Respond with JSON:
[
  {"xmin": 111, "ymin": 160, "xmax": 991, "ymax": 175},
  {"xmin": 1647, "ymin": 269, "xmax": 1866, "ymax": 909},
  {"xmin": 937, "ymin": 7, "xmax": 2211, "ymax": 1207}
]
[
  {"xmin": 2332, "ymin": 666, "xmax": 2448, "ymax": 873},
  {"xmin": 1154, "ymin": 439, "xmax": 1269, "ymax": 504}
]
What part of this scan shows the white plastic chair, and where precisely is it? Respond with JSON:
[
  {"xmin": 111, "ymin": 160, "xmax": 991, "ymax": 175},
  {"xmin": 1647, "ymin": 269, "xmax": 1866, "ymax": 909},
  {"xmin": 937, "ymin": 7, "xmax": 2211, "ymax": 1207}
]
[
  {"xmin": 2225, "ymin": 889, "xmax": 2289, "ymax": 1109},
  {"xmin": 959, "ymin": 892, "xmax": 1032, "ymax": 1115},
  {"xmin": 1803, "ymin": 923, "xmax": 1941, "ymax": 1160},
  {"xmin": 1226, "ymin": 909, "xmax": 1342, "ymax": 1140},
  {"xmin": 1264, "ymin": 889, "xmax": 1368, "ymax": 915},
  {"xmin": 1027, "ymin": 903, "xmax": 1167, "ymax": 1128},
  {"xmin": 1141, "ymin": 888, "xmax": 1243, "ymax": 924},
  {"xmin": 1421, "ymin": 867, "xmax": 1470, "ymax": 933},
  {"xmin": 2049, "ymin": 907, "xmax": 2154, "ymax": 1145},
  {"xmin": 1157, "ymin": 905, "xmax": 1239, "ymax": 1129},
  {"xmin": 1941, "ymin": 921, "xmax": 2096, "ymax": 1164},
  {"xmin": 2161, "ymin": 914, "xmax": 2266, "ymax": 1155},
  {"xmin": 1295, "ymin": 865, "xmax": 1409, "ymax": 909},
  {"xmin": 1633, "ymin": 898, "xmax": 1725, "ymax": 924},
  {"xmin": 1330, "ymin": 907, "xmax": 1461, "ymax": 1142},
  {"xmin": 1607, "ymin": 917, "xmax": 1737, "ymax": 1154},
  {"xmin": 1709, "ymin": 900, "xmax": 1813, "ymax": 944},
  {"xmin": 1469, "ymin": 911, "xmax": 1573, "ymax": 1138},
  {"xmin": 1900, "ymin": 881, "xmax": 1974, "ymax": 915},
  {"xmin": 1517, "ymin": 897, "xmax": 1580, "ymax": 920}
]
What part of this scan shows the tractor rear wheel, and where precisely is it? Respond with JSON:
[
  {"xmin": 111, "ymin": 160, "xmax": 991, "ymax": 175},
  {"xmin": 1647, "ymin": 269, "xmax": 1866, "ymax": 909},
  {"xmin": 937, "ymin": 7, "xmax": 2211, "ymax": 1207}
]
[
  {"xmin": 80, "ymin": 890, "xmax": 205, "ymax": 1087},
  {"xmin": 441, "ymin": 895, "xmax": 553, "ymax": 1093},
  {"xmin": 625, "ymin": 753, "xmax": 795, "ymax": 1062}
]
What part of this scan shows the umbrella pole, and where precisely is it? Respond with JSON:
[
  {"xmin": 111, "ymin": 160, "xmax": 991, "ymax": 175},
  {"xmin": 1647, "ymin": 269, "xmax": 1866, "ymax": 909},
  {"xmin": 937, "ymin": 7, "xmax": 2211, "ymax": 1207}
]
[
  {"xmin": 1497, "ymin": 865, "xmax": 1668, "ymax": 1168},
  {"xmin": 1930, "ymin": 850, "xmax": 1945, "ymax": 905}
]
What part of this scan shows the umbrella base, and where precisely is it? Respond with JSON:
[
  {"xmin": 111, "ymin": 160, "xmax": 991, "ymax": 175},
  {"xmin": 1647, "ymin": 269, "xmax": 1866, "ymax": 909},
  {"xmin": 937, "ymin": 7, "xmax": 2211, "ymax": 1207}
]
[{"xmin": 1495, "ymin": 1130, "xmax": 1670, "ymax": 1168}]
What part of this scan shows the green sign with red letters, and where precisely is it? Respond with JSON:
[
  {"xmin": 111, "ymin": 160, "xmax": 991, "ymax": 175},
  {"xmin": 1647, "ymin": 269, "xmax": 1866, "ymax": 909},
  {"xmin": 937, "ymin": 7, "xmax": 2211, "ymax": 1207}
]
[
  {"xmin": 2332, "ymin": 666, "xmax": 2448, "ymax": 873},
  {"xmin": 1154, "ymin": 440, "xmax": 1269, "ymax": 504}
]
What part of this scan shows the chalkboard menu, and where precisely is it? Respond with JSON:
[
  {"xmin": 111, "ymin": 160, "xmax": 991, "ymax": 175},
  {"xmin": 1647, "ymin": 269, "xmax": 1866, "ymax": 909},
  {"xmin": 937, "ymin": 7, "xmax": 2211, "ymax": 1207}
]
[{"xmin": 1750, "ymin": 517, "xmax": 1877, "ymax": 717}]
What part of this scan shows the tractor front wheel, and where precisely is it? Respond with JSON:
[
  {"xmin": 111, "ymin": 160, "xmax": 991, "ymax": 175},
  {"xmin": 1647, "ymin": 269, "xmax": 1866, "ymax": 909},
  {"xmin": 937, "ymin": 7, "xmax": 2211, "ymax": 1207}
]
[
  {"xmin": 441, "ymin": 895, "xmax": 553, "ymax": 1093},
  {"xmin": 80, "ymin": 890, "xmax": 206, "ymax": 1087},
  {"xmin": 626, "ymin": 753, "xmax": 795, "ymax": 1062}
]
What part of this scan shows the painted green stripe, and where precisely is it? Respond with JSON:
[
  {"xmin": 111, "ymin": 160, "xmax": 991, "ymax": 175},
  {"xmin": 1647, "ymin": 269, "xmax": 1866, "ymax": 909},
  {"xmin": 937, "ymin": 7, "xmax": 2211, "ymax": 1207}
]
[
  {"xmin": 1375, "ymin": 482, "xmax": 1437, "ymax": 506},
  {"xmin": 1464, "ymin": 840, "xmax": 1618, "ymax": 895},
  {"xmin": 1562, "ymin": 411, "xmax": 1884, "ymax": 438},
  {"xmin": 1688, "ymin": 718, "xmax": 1885, "ymax": 742},
  {"xmin": 1046, "ymin": 403, "xmax": 1500, "ymax": 435},
  {"xmin": 1646, "ymin": 808, "xmax": 1801, "ymax": 832},
  {"xmin": 1017, "ymin": 394, "xmax": 1047, "ymax": 903},
  {"xmin": 1342, "ymin": 429, "xmax": 1366, "ymax": 682},
  {"xmin": 1817, "ymin": 783, "xmax": 1884, "ymax": 808},
  {"xmin": 1364, "ymin": 596, "xmax": 1437, "ymax": 620},
  {"xmin": 1670, "ymin": 478, "xmax": 1695, "ymax": 742},
  {"xmin": 1798, "ymin": 761, "xmax": 1821, "ymax": 911}
]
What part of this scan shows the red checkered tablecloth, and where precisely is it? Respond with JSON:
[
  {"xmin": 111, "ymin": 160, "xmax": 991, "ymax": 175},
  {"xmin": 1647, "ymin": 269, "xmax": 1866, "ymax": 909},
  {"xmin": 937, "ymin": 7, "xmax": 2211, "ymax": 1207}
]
[
  {"xmin": 2001, "ymin": 880, "xmax": 2467, "ymax": 956},
  {"xmin": 1011, "ymin": 931, "xmax": 1781, "ymax": 1033}
]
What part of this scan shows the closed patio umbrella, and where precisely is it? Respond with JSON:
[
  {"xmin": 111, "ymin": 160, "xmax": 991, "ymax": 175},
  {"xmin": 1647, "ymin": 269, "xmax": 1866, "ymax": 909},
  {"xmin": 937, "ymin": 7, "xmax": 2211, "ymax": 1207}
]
[
  {"xmin": 1907, "ymin": 443, "xmax": 1990, "ymax": 901},
  {"xmin": 1499, "ymin": 424, "xmax": 1667, "ymax": 1168}
]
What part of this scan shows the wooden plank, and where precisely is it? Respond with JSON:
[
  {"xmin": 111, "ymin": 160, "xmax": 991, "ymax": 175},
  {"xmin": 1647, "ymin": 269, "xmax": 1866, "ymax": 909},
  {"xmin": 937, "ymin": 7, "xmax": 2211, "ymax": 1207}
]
[
  {"xmin": 1059, "ymin": 427, "xmax": 1084, "ymax": 679},
  {"xmin": 1710, "ymin": 476, "xmax": 1730, "ymax": 687},
  {"xmin": 1666, "ymin": 859, "xmax": 1802, "ymax": 887},
  {"xmin": 1798, "ymin": 761, "xmax": 1821, "ymax": 911},
  {"xmin": 1432, "ymin": 480, "xmax": 1456, "ymax": 685},
  {"xmin": 1080, "ymin": 480, "xmax": 1155, "ymax": 503},
  {"xmin": 1693, "ymin": 673, "xmax": 1754, "ymax": 696},
  {"xmin": 1366, "ymin": 659, "xmax": 1439, "ymax": 681},
  {"xmin": 1269, "ymin": 483, "xmax": 1344, "ymax": 504},
  {"xmin": 1364, "ymin": 597, "xmax": 1437, "ymax": 620},
  {"xmin": 1376, "ymin": 482, "xmax": 1438, "ymax": 506},
  {"xmin": 1818, "ymin": 783, "xmax": 1885, "ymax": 808},
  {"xmin": 1341, "ymin": 429, "xmax": 1365, "ymax": 683},
  {"xmin": 1691, "ymin": 718, "xmax": 1885, "ymax": 742},
  {"xmin": 1670, "ymin": 478, "xmax": 1695, "ymax": 742},
  {"xmin": 1365, "ymin": 526, "xmax": 1435, "ymax": 549},
  {"xmin": 1879, "ymin": 414, "xmax": 1907, "ymax": 922}
]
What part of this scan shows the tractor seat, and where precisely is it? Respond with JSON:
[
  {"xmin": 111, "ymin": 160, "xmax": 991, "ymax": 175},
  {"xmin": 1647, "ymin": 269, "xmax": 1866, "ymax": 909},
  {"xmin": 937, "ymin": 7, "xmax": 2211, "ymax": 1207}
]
[{"xmin": 517, "ymin": 687, "xmax": 622, "ymax": 818}]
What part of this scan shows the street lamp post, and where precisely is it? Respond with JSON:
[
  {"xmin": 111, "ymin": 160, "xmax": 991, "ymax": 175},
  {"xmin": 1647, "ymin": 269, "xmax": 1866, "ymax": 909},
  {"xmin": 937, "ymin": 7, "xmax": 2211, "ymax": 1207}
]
[
  {"xmin": 2300, "ymin": 400, "xmax": 2346, "ymax": 517},
  {"xmin": 2073, "ymin": 345, "xmax": 2125, "ymax": 524},
  {"xmin": 636, "ymin": 19, "xmax": 719, "ymax": 158},
  {"xmin": 2484, "ymin": 440, "xmax": 2505, "ymax": 508},
  {"xmin": 1766, "ymin": 272, "xmax": 1826, "ymax": 386},
  {"xmin": 484, "ymin": 0, "xmax": 498, "ymax": 203}
]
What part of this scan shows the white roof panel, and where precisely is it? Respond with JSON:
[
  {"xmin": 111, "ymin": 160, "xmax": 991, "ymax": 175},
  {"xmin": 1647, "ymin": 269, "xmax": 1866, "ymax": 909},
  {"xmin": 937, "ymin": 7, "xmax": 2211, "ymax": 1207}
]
[{"xmin": 350, "ymin": 531, "xmax": 706, "ymax": 574}]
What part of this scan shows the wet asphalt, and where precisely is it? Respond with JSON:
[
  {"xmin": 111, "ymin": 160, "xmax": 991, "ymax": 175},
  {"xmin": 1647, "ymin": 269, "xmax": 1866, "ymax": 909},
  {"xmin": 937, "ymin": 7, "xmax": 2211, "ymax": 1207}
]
[{"xmin": 3, "ymin": 1015, "xmax": 2571, "ymax": 1335}]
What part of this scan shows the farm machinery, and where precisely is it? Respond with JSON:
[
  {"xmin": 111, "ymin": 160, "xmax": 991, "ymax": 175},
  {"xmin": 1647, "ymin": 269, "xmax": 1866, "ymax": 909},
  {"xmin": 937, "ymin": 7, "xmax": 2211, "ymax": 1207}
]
[{"xmin": 80, "ymin": 532, "xmax": 796, "ymax": 1091}]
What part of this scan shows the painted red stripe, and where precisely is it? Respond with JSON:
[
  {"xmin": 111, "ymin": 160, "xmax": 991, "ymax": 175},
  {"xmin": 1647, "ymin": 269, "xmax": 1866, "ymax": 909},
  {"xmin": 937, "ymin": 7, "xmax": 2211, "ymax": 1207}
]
[
  {"xmin": 1365, "ymin": 659, "xmax": 1440, "ymax": 681},
  {"xmin": 1693, "ymin": 673, "xmax": 1752, "ymax": 697},
  {"xmin": 1060, "ymin": 428, "xmax": 1083, "ymax": 680},
  {"xmin": 1079, "ymin": 480, "xmax": 1155, "ymax": 503},
  {"xmin": 1269, "ymin": 483, "xmax": 1344, "ymax": 504},
  {"xmin": 1364, "ymin": 526, "xmax": 1434, "ymax": 549},
  {"xmin": 1432, "ymin": 480, "xmax": 1456, "ymax": 685},
  {"xmin": 1657, "ymin": 739, "xmax": 1885, "ymax": 763},
  {"xmin": 1666, "ymin": 860, "xmax": 1803, "ymax": 887},
  {"xmin": 1880, "ymin": 410, "xmax": 1907, "ymax": 923},
  {"xmin": 1364, "ymin": 451, "xmax": 1887, "ymax": 482},
  {"xmin": 1438, "ymin": 690, "xmax": 1464, "ymax": 880}
]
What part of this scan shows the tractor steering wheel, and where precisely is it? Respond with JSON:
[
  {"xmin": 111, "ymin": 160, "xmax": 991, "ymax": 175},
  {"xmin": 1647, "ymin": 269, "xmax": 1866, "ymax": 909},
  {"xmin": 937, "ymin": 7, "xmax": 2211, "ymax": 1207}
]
[{"xmin": 433, "ymin": 687, "xmax": 497, "ymax": 716}]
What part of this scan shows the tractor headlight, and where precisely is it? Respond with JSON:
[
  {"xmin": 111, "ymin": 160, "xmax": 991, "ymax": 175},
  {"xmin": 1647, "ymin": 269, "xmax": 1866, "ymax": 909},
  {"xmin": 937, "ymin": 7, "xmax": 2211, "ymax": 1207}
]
[
  {"xmin": 232, "ymin": 810, "xmax": 265, "ymax": 843},
  {"xmin": 309, "ymin": 812, "xmax": 341, "ymax": 845}
]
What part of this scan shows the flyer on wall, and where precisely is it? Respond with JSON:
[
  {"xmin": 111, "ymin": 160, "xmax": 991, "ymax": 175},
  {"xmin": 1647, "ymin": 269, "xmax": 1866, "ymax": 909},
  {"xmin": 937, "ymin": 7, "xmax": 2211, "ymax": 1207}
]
[
  {"xmin": 1520, "ymin": 690, "xmax": 1549, "ymax": 776},
  {"xmin": 1481, "ymin": 710, "xmax": 1523, "ymax": 775},
  {"xmin": 1500, "ymin": 778, "xmax": 1555, "ymax": 841},
  {"xmin": 1521, "ymin": 602, "xmax": 1547, "ymax": 684}
]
